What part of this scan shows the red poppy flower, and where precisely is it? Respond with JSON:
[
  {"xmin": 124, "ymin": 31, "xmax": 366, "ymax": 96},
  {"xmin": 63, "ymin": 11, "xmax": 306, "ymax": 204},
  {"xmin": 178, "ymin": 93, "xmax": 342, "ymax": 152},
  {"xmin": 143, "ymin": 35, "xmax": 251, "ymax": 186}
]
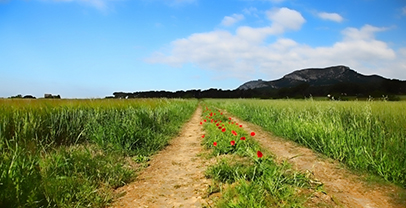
[
  {"xmin": 229, "ymin": 117, "xmax": 231, "ymax": 120},
  {"xmin": 201, "ymin": 135, "xmax": 205, "ymax": 138},
  {"xmin": 214, "ymin": 113, "xmax": 216, "ymax": 115},
  {"xmin": 200, "ymin": 122, "xmax": 202, "ymax": 125},
  {"xmin": 251, "ymin": 132, "xmax": 256, "ymax": 136},
  {"xmin": 239, "ymin": 125, "xmax": 242, "ymax": 127},
  {"xmin": 221, "ymin": 113, "xmax": 223, "ymax": 115},
  {"xmin": 222, "ymin": 128, "xmax": 226, "ymax": 132},
  {"xmin": 213, "ymin": 142, "xmax": 217, "ymax": 146},
  {"xmin": 257, "ymin": 151, "xmax": 263, "ymax": 158},
  {"xmin": 230, "ymin": 140, "xmax": 235, "ymax": 146},
  {"xmin": 218, "ymin": 126, "xmax": 222, "ymax": 129},
  {"xmin": 231, "ymin": 130, "xmax": 237, "ymax": 136},
  {"xmin": 204, "ymin": 119, "xmax": 207, "ymax": 122},
  {"xmin": 216, "ymin": 123, "xmax": 219, "ymax": 126},
  {"xmin": 210, "ymin": 112, "xmax": 213, "ymax": 116},
  {"xmin": 240, "ymin": 137, "xmax": 246, "ymax": 140}
]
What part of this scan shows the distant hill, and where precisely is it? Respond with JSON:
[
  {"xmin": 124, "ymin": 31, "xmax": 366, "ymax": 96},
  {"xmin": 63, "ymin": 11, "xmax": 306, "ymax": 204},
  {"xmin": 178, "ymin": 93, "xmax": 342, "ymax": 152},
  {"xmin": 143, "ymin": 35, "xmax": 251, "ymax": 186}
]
[
  {"xmin": 109, "ymin": 65, "xmax": 406, "ymax": 100},
  {"xmin": 238, "ymin": 65, "xmax": 386, "ymax": 90}
]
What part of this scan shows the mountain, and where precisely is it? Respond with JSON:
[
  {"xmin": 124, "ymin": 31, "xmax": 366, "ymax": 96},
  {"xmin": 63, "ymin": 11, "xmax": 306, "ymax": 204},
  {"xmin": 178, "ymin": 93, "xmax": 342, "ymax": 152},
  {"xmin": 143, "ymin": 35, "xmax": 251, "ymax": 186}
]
[
  {"xmin": 238, "ymin": 65, "xmax": 387, "ymax": 90},
  {"xmin": 108, "ymin": 65, "xmax": 405, "ymax": 100}
]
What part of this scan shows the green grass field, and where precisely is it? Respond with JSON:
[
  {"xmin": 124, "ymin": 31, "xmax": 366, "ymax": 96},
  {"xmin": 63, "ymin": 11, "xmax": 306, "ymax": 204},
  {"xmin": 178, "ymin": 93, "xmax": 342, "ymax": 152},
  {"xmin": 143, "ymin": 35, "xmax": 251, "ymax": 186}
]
[
  {"xmin": 204, "ymin": 99, "xmax": 406, "ymax": 188},
  {"xmin": 200, "ymin": 105, "xmax": 317, "ymax": 207},
  {"xmin": 0, "ymin": 98, "xmax": 197, "ymax": 208},
  {"xmin": 2, "ymin": 98, "xmax": 405, "ymax": 207}
]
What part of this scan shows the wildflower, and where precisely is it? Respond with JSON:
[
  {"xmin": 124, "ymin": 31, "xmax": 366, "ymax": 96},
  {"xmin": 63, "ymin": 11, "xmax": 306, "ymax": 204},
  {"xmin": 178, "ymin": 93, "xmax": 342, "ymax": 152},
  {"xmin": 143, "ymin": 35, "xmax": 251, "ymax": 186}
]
[
  {"xmin": 218, "ymin": 126, "xmax": 222, "ymax": 129},
  {"xmin": 251, "ymin": 132, "xmax": 255, "ymax": 136},
  {"xmin": 257, "ymin": 151, "xmax": 263, "ymax": 158},
  {"xmin": 200, "ymin": 122, "xmax": 202, "ymax": 125},
  {"xmin": 239, "ymin": 125, "xmax": 242, "ymax": 127},
  {"xmin": 222, "ymin": 128, "xmax": 226, "ymax": 132},
  {"xmin": 213, "ymin": 142, "xmax": 217, "ymax": 146},
  {"xmin": 202, "ymin": 135, "xmax": 205, "ymax": 138},
  {"xmin": 221, "ymin": 113, "xmax": 223, "ymax": 115},
  {"xmin": 216, "ymin": 123, "xmax": 219, "ymax": 126},
  {"xmin": 230, "ymin": 140, "xmax": 235, "ymax": 146},
  {"xmin": 229, "ymin": 117, "xmax": 231, "ymax": 120},
  {"xmin": 231, "ymin": 130, "xmax": 237, "ymax": 136},
  {"xmin": 204, "ymin": 119, "xmax": 207, "ymax": 122},
  {"xmin": 240, "ymin": 137, "xmax": 246, "ymax": 140}
]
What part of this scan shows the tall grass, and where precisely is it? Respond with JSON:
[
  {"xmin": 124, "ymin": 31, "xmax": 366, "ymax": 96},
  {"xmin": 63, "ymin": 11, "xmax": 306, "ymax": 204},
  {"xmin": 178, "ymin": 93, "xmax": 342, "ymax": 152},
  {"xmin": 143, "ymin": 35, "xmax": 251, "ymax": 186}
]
[
  {"xmin": 0, "ymin": 98, "xmax": 197, "ymax": 207},
  {"xmin": 205, "ymin": 99, "xmax": 406, "ymax": 188},
  {"xmin": 201, "ymin": 104, "xmax": 315, "ymax": 207}
]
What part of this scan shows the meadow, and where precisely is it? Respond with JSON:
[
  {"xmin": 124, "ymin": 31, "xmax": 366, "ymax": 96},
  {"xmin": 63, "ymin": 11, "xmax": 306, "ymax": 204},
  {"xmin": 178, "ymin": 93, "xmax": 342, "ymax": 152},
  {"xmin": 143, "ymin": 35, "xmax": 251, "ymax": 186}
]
[
  {"xmin": 2, "ymin": 97, "xmax": 405, "ymax": 207},
  {"xmin": 204, "ymin": 99, "xmax": 406, "ymax": 188},
  {"xmin": 199, "ymin": 105, "xmax": 316, "ymax": 207},
  {"xmin": 0, "ymin": 98, "xmax": 197, "ymax": 208}
]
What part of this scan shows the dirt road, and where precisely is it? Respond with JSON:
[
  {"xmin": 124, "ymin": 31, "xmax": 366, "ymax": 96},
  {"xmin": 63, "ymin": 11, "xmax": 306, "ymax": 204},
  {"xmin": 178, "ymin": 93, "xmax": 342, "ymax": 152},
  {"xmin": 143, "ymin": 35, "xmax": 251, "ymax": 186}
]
[{"xmin": 111, "ymin": 106, "xmax": 211, "ymax": 208}]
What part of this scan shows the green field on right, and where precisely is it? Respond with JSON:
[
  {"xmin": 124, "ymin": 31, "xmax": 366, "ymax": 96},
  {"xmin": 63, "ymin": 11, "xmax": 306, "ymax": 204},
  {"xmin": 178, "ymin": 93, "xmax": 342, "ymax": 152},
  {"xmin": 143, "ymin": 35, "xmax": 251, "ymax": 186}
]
[{"xmin": 206, "ymin": 99, "xmax": 406, "ymax": 188}]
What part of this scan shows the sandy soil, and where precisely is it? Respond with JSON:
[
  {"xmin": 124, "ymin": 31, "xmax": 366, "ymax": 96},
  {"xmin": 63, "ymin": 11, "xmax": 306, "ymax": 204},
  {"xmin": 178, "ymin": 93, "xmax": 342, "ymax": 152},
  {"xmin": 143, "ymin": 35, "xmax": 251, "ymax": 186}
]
[
  {"xmin": 229, "ymin": 113, "xmax": 405, "ymax": 208},
  {"xmin": 111, "ymin": 106, "xmax": 211, "ymax": 208}
]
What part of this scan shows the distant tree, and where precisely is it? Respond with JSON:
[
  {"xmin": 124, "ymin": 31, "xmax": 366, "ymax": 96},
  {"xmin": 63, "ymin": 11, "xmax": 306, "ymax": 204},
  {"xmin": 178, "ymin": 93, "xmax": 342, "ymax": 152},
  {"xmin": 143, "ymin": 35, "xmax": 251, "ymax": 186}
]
[{"xmin": 23, "ymin": 95, "xmax": 36, "ymax": 99}]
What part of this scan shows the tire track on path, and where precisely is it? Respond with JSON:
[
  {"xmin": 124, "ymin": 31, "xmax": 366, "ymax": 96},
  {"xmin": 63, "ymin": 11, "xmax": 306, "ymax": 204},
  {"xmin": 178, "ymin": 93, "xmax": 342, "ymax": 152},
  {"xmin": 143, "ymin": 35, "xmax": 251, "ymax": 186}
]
[
  {"xmin": 111, "ymin": 106, "xmax": 211, "ymax": 208},
  {"xmin": 227, "ymin": 112, "xmax": 405, "ymax": 208}
]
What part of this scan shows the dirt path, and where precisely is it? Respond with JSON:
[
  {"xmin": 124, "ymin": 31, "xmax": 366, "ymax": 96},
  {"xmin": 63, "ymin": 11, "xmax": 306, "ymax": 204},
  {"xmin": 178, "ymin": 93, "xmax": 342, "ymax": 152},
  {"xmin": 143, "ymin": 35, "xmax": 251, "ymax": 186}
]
[
  {"xmin": 111, "ymin": 106, "xmax": 211, "ymax": 208},
  {"xmin": 229, "ymin": 114, "xmax": 405, "ymax": 208}
]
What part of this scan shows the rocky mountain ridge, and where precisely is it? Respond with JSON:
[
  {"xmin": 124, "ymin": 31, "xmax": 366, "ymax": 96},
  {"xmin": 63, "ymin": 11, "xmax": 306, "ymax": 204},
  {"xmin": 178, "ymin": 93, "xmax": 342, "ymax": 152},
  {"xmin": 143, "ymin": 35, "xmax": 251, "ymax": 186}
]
[{"xmin": 238, "ymin": 65, "xmax": 386, "ymax": 90}]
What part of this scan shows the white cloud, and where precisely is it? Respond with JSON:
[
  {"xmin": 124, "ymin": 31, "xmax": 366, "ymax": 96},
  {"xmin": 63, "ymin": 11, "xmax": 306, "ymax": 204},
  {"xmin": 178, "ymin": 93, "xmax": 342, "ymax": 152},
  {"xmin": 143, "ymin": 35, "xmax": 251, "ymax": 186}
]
[
  {"xmin": 267, "ymin": 7, "xmax": 306, "ymax": 33},
  {"xmin": 147, "ymin": 6, "xmax": 403, "ymax": 81},
  {"xmin": 221, "ymin": 14, "xmax": 245, "ymax": 26},
  {"xmin": 341, "ymin": 24, "xmax": 388, "ymax": 41},
  {"xmin": 318, "ymin": 12, "xmax": 343, "ymax": 22},
  {"xmin": 402, "ymin": 6, "xmax": 406, "ymax": 15}
]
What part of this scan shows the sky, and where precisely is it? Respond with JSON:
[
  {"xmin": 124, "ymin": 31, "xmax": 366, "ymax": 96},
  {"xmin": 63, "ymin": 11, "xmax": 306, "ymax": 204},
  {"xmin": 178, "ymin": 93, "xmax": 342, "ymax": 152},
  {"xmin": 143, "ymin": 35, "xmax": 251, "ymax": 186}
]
[{"xmin": 1, "ymin": 0, "xmax": 406, "ymax": 98}]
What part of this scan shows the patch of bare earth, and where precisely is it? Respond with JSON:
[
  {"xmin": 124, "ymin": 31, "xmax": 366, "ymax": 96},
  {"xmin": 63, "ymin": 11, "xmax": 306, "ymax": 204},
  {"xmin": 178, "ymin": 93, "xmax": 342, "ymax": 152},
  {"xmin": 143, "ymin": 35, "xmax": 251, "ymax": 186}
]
[
  {"xmin": 111, "ymin": 106, "xmax": 212, "ymax": 208},
  {"xmin": 229, "ymin": 114, "xmax": 405, "ymax": 208}
]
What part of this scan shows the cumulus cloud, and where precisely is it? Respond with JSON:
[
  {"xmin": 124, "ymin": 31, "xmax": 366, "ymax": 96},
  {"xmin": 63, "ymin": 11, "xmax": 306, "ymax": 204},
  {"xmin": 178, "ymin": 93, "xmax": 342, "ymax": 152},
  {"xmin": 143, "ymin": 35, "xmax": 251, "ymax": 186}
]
[
  {"xmin": 221, "ymin": 14, "xmax": 245, "ymax": 26},
  {"xmin": 147, "ymin": 6, "xmax": 402, "ymax": 80},
  {"xmin": 318, "ymin": 12, "xmax": 343, "ymax": 22},
  {"xmin": 267, "ymin": 7, "xmax": 306, "ymax": 33}
]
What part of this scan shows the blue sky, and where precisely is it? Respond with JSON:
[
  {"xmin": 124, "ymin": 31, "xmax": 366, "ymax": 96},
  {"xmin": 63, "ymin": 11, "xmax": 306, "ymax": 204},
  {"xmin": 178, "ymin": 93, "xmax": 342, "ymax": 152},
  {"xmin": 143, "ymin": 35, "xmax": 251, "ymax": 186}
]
[{"xmin": 1, "ymin": 0, "xmax": 405, "ymax": 98}]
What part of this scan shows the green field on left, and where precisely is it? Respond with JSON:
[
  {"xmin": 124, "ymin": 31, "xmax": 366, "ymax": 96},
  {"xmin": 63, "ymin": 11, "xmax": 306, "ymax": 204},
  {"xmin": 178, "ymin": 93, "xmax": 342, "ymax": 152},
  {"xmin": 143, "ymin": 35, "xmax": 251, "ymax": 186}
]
[{"xmin": 0, "ymin": 98, "xmax": 198, "ymax": 208}]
